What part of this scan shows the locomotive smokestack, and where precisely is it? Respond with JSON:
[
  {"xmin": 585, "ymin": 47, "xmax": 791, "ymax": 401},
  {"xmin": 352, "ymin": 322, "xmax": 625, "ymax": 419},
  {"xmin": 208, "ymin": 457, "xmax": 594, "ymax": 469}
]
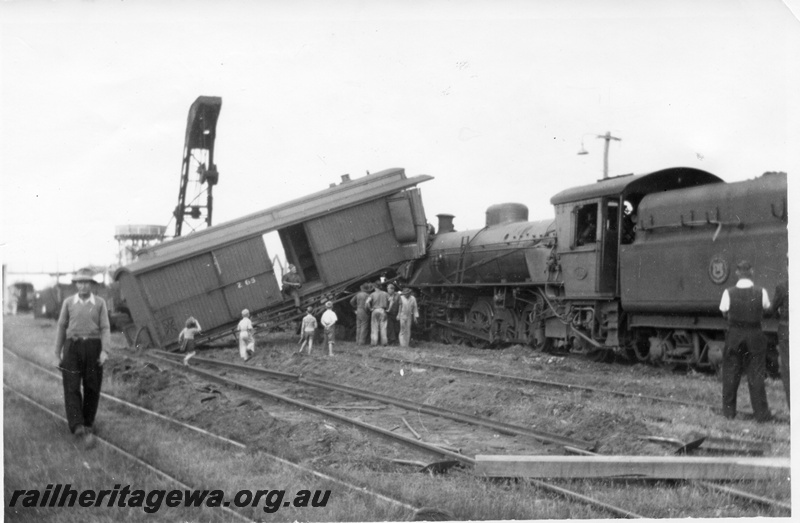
[{"xmin": 437, "ymin": 214, "xmax": 455, "ymax": 233}]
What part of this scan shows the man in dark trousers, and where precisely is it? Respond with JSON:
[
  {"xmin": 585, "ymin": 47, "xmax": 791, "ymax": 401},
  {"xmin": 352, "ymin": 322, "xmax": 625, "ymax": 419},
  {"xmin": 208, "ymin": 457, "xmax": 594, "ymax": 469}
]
[
  {"xmin": 349, "ymin": 282, "xmax": 372, "ymax": 345},
  {"xmin": 281, "ymin": 264, "xmax": 303, "ymax": 309},
  {"xmin": 772, "ymin": 272, "xmax": 789, "ymax": 408},
  {"xmin": 718, "ymin": 260, "xmax": 772, "ymax": 422},
  {"xmin": 54, "ymin": 268, "xmax": 111, "ymax": 448}
]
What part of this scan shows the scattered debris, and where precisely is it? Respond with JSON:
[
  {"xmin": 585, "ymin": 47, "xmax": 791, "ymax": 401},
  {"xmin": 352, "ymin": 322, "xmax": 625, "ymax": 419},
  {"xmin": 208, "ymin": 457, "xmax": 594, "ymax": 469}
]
[
  {"xmin": 420, "ymin": 460, "xmax": 462, "ymax": 475},
  {"xmin": 402, "ymin": 417, "xmax": 421, "ymax": 440}
]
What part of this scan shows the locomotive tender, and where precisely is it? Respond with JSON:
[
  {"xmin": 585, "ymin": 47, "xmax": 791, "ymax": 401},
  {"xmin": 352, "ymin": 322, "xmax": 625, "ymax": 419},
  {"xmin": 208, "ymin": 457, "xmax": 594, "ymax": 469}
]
[{"xmin": 410, "ymin": 168, "xmax": 787, "ymax": 369}]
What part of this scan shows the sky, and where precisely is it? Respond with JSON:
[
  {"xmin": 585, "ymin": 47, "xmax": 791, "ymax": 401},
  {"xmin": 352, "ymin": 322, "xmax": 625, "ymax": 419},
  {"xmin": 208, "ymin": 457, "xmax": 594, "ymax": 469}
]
[{"xmin": 2, "ymin": 0, "xmax": 799, "ymax": 287}]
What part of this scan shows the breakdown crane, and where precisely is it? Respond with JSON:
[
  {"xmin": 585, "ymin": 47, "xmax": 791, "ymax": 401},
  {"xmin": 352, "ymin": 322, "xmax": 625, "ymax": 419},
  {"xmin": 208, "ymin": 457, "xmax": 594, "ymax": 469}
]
[{"xmin": 173, "ymin": 96, "xmax": 222, "ymax": 237}]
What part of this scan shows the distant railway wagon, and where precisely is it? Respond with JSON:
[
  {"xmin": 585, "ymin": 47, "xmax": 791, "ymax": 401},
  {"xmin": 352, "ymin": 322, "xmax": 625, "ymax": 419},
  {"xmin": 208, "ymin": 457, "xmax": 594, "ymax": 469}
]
[
  {"xmin": 115, "ymin": 168, "xmax": 432, "ymax": 349},
  {"xmin": 6, "ymin": 282, "xmax": 35, "ymax": 313},
  {"xmin": 32, "ymin": 280, "xmax": 129, "ymax": 331},
  {"xmin": 32, "ymin": 283, "xmax": 77, "ymax": 319}
]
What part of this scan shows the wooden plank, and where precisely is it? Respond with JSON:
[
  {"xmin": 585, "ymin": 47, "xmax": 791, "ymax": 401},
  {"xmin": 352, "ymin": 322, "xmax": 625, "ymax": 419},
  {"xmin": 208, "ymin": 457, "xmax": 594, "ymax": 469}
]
[{"xmin": 475, "ymin": 455, "xmax": 791, "ymax": 480}]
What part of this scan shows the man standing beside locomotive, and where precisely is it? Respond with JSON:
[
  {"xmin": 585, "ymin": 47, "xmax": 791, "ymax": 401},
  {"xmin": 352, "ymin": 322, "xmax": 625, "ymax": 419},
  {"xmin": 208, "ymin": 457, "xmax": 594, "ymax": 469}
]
[
  {"xmin": 718, "ymin": 260, "xmax": 772, "ymax": 423},
  {"xmin": 398, "ymin": 288, "xmax": 419, "ymax": 347},
  {"xmin": 386, "ymin": 283, "xmax": 401, "ymax": 345},
  {"xmin": 349, "ymin": 282, "xmax": 372, "ymax": 345},
  {"xmin": 366, "ymin": 281, "xmax": 390, "ymax": 346},
  {"xmin": 54, "ymin": 268, "xmax": 111, "ymax": 449}
]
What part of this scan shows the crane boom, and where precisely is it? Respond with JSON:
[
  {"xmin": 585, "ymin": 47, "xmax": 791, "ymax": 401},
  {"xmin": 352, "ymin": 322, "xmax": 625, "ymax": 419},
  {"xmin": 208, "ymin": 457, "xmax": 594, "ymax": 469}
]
[{"xmin": 173, "ymin": 96, "xmax": 222, "ymax": 237}]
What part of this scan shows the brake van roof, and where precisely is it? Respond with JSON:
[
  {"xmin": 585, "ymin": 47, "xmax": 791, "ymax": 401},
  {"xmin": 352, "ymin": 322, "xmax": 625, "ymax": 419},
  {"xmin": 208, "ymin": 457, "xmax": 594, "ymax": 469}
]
[{"xmin": 116, "ymin": 168, "xmax": 432, "ymax": 278}]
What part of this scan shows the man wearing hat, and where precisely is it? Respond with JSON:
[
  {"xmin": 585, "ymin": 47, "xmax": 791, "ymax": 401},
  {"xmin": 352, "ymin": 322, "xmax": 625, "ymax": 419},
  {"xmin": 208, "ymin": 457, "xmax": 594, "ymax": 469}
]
[
  {"xmin": 281, "ymin": 264, "xmax": 303, "ymax": 309},
  {"xmin": 366, "ymin": 281, "xmax": 390, "ymax": 346},
  {"xmin": 398, "ymin": 288, "xmax": 419, "ymax": 347},
  {"xmin": 320, "ymin": 301, "xmax": 338, "ymax": 356},
  {"xmin": 349, "ymin": 282, "xmax": 373, "ymax": 345},
  {"xmin": 718, "ymin": 260, "xmax": 772, "ymax": 422},
  {"xmin": 54, "ymin": 268, "xmax": 111, "ymax": 448}
]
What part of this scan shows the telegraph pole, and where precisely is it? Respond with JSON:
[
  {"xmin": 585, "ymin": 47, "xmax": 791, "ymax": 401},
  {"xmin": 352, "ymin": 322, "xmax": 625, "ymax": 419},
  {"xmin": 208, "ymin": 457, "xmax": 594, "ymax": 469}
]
[
  {"xmin": 600, "ymin": 131, "xmax": 621, "ymax": 179},
  {"xmin": 578, "ymin": 131, "xmax": 622, "ymax": 179}
]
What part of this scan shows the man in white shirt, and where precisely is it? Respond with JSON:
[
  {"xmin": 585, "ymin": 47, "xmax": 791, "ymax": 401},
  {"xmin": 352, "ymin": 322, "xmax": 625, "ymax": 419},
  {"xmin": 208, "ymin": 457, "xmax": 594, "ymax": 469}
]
[
  {"xmin": 320, "ymin": 301, "xmax": 338, "ymax": 357},
  {"xmin": 718, "ymin": 260, "xmax": 772, "ymax": 422}
]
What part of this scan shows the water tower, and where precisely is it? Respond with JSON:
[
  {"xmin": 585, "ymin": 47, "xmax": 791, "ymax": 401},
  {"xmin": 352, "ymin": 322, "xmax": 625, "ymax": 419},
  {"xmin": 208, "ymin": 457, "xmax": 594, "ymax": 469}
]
[{"xmin": 115, "ymin": 224, "xmax": 167, "ymax": 266}]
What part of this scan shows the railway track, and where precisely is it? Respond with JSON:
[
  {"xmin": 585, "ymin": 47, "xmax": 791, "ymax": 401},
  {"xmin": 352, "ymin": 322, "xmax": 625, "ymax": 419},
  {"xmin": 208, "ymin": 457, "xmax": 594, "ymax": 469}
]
[
  {"xmin": 150, "ymin": 348, "xmax": 789, "ymax": 516},
  {"xmin": 144, "ymin": 350, "xmax": 651, "ymax": 518},
  {"xmin": 4, "ymin": 329, "xmax": 789, "ymax": 518},
  {"xmin": 365, "ymin": 353, "xmax": 791, "ymax": 445},
  {"xmin": 3, "ymin": 384, "xmax": 252, "ymax": 523},
  {"xmin": 152, "ymin": 349, "xmax": 595, "ymax": 451},
  {"xmin": 3, "ymin": 347, "xmax": 424, "ymax": 516},
  {"xmin": 374, "ymin": 354, "xmax": 724, "ymax": 409}
]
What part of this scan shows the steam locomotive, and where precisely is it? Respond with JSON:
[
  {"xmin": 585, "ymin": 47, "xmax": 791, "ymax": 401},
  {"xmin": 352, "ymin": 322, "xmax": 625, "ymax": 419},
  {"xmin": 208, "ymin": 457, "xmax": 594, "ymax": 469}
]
[{"xmin": 408, "ymin": 168, "xmax": 787, "ymax": 370}]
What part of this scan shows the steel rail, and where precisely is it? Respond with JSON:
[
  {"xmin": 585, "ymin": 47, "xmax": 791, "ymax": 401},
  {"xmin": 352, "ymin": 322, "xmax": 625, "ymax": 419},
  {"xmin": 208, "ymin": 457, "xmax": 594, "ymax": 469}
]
[
  {"xmin": 4, "ymin": 348, "xmax": 247, "ymax": 449},
  {"xmin": 148, "ymin": 356, "xmax": 650, "ymax": 520},
  {"xmin": 152, "ymin": 350, "xmax": 595, "ymax": 450},
  {"xmin": 142, "ymin": 353, "xmax": 788, "ymax": 515},
  {"xmin": 147, "ymin": 353, "xmax": 476, "ymax": 466},
  {"xmin": 3, "ymin": 384, "xmax": 251, "ymax": 523},
  {"xmin": 373, "ymin": 355, "xmax": 795, "ymax": 441},
  {"xmin": 695, "ymin": 481, "xmax": 791, "ymax": 512},
  {"xmin": 525, "ymin": 479, "xmax": 645, "ymax": 519},
  {"xmin": 374, "ymin": 354, "xmax": 718, "ymax": 410},
  {"xmin": 4, "ymin": 347, "xmax": 420, "ymax": 515}
]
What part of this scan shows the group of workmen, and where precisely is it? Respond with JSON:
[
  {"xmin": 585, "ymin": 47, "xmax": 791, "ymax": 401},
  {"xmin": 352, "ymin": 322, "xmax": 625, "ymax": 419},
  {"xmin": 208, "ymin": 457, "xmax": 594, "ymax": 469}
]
[
  {"xmin": 51, "ymin": 256, "xmax": 788, "ymax": 450},
  {"xmin": 349, "ymin": 280, "xmax": 420, "ymax": 347},
  {"xmin": 282, "ymin": 264, "xmax": 421, "ymax": 348}
]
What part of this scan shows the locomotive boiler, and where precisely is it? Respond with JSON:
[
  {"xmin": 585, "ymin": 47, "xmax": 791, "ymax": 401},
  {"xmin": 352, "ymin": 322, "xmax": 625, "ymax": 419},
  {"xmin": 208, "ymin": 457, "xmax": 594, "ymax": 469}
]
[{"xmin": 409, "ymin": 168, "xmax": 787, "ymax": 370}]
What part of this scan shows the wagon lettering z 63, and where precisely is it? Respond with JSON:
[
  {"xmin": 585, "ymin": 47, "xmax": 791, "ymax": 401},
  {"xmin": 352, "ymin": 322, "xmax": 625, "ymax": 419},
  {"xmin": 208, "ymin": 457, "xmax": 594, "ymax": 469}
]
[{"xmin": 237, "ymin": 277, "xmax": 256, "ymax": 289}]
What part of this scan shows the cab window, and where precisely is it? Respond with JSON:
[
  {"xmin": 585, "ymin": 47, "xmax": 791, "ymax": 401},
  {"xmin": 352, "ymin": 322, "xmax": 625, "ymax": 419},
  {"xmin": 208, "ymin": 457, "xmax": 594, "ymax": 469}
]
[{"xmin": 575, "ymin": 204, "xmax": 598, "ymax": 246}]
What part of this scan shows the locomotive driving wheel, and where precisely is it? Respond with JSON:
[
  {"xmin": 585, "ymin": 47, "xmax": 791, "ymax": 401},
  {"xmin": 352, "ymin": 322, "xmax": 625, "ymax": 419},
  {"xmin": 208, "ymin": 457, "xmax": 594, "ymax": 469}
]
[
  {"xmin": 441, "ymin": 309, "xmax": 472, "ymax": 346},
  {"xmin": 490, "ymin": 308, "xmax": 517, "ymax": 344},
  {"xmin": 520, "ymin": 297, "xmax": 547, "ymax": 348},
  {"xmin": 468, "ymin": 298, "xmax": 494, "ymax": 337}
]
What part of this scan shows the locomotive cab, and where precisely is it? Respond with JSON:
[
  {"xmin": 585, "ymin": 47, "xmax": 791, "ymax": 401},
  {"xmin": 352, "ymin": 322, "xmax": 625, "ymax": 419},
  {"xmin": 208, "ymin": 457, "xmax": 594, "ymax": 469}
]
[{"xmin": 551, "ymin": 167, "xmax": 724, "ymax": 301}]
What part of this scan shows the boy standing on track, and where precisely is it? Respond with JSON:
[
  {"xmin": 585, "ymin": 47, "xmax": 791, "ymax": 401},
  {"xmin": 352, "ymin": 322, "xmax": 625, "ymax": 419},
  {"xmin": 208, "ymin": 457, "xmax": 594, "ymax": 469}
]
[
  {"xmin": 238, "ymin": 309, "xmax": 255, "ymax": 361},
  {"xmin": 298, "ymin": 306, "xmax": 318, "ymax": 355},
  {"xmin": 320, "ymin": 301, "xmax": 337, "ymax": 357},
  {"xmin": 54, "ymin": 268, "xmax": 110, "ymax": 450}
]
